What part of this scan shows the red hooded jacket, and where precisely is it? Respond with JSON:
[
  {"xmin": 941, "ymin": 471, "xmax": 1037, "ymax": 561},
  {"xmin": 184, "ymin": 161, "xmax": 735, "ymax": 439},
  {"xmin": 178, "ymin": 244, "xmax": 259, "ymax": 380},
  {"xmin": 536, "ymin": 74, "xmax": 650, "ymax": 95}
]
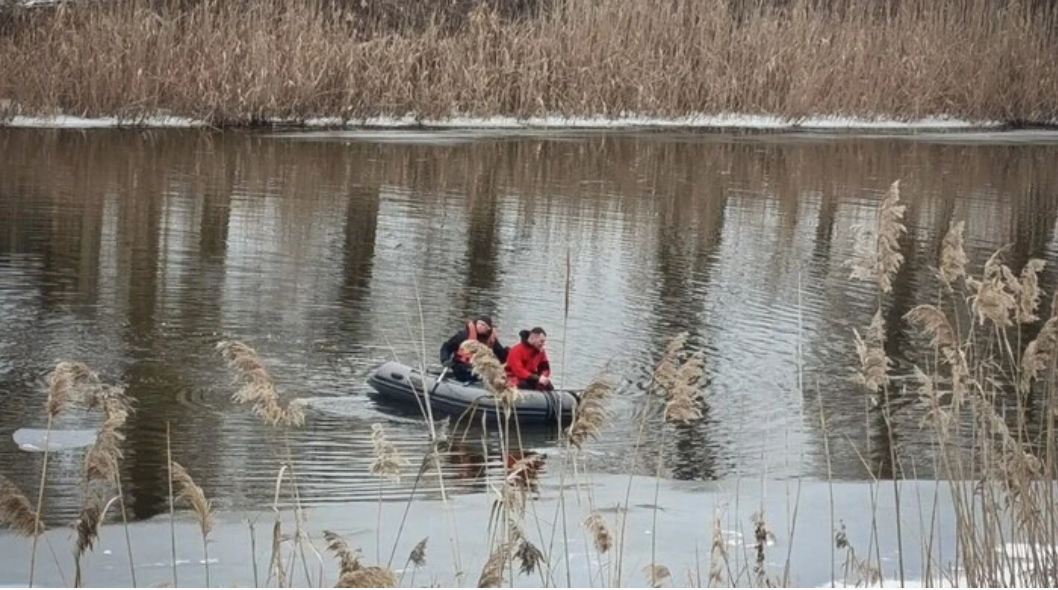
[{"xmin": 505, "ymin": 331, "xmax": 551, "ymax": 387}]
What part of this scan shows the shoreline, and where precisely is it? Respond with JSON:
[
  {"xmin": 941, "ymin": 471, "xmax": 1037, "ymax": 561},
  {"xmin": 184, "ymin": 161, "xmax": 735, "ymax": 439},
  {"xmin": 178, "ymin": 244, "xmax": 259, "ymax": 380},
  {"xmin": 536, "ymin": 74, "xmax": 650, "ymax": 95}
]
[{"xmin": 4, "ymin": 112, "xmax": 1058, "ymax": 134}]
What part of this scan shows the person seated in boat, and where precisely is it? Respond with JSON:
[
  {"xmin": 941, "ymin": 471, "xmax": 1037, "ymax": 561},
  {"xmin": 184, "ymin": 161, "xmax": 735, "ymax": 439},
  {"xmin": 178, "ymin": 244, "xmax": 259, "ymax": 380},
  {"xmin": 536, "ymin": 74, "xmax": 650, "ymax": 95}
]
[
  {"xmin": 504, "ymin": 327, "xmax": 554, "ymax": 391},
  {"xmin": 439, "ymin": 315, "xmax": 508, "ymax": 382}
]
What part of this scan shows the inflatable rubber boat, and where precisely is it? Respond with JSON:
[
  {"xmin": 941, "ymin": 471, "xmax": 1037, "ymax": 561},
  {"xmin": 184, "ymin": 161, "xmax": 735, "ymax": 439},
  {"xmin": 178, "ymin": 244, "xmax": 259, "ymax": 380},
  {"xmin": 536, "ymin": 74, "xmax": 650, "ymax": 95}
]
[{"xmin": 367, "ymin": 361, "xmax": 579, "ymax": 426}]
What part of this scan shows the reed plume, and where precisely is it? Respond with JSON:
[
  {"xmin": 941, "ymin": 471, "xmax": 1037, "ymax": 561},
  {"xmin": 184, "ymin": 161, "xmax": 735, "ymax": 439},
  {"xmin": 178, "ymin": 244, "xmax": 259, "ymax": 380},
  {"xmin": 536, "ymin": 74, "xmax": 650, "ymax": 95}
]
[
  {"xmin": 477, "ymin": 542, "xmax": 513, "ymax": 588},
  {"xmin": 216, "ymin": 340, "xmax": 305, "ymax": 427},
  {"xmin": 335, "ymin": 566, "xmax": 397, "ymax": 588},
  {"xmin": 33, "ymin": 360, "xmax": 103, "ymax": 586},
  {"xmin": 324, "ymin": 530, "xmax": 362, "ymax": 576},
  {"xmin": 967, "ymin": 249, "xmax": 1018, "ymax": 328},
  {"xmin": 939, "ymin": 220, "xmax": 969, "ymax": 288},
  {"xmin": 171, "ymin": 462, "xmax": 213, "ymax": 586},
  {"xmin": 849, "ymin": 180, "xmax": 907, "ymax": 294},
  {"xmin": 852, "ymin": 310, "xmax": 890, "ymax": 398},
  {"xmin": 408, "ymin": 537, "xmax": 427, "ymax": 568},
  {"xmin": 664, "ymin": 351, "xmax": 705, "ymax": 423},
  {"xmin": 369, "ymin": 423, "xmax": 407, "ymax": 482},
  {"xmin": 515, "ymin": 538, "xmax": 544, "ymax": 575},
  {"xmin": 83, "ymin": 386, "xmax": 132, "ymax": 484},
  {"xmin": 1017, "ymin": 259, "xmax": 1046, "ymax": 324},
  {"xmin": 643, "ymin": 563, "xmax": 671, "ymax": 588},
  {"xmin": 74, "ymin": 494, "xmax": 103, "ymax": 559},
  {"xmin": 0, "ymin": 475, "xmax": 38, "ymax": 536},
  {"xmin": 652, "ymin": 332, "xmax": 690, "ymax": 392},
  {"xmin": 583, "ymin": 512, "xmax": 612, "ymax": 553},
  {"xmin": 567, "ymin": 377, "xmax": 612, "ymax": 449},
  {"xmin": 45, "ymin": 361, "xmax": 100, "ymax": 417},
  {"xmin": 460, "ymin": 340, "xmax": 520, "ymax": 406},
  {"xmin": 708, "ymin": 513, "xmax": 728, "ymax": 585},
  {"xmin": 1021, "ymin": 294, "xmax": 1058, "ymax": 392}
]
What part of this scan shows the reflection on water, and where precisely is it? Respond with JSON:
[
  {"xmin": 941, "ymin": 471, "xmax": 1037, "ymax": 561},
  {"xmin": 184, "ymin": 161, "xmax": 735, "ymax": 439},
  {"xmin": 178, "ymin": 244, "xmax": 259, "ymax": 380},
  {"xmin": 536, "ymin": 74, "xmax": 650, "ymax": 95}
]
[{"xmin": 1, "ymin": 129, "xmax": 1057, "ymax": 521}]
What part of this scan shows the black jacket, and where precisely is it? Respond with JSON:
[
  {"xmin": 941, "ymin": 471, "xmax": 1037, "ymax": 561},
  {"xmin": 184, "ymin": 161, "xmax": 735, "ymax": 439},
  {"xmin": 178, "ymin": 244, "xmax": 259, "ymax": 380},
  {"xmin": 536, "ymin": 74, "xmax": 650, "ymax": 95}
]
[{"xmin": 439, "ymin": 327, "xmax": 508, "ymax": 364}]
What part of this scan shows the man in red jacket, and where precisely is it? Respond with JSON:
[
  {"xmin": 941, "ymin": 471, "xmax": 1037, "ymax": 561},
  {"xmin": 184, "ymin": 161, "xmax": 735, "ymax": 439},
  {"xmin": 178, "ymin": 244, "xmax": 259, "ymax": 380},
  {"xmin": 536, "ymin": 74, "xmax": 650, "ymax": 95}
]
[{"xmin": 504, "ymin": 327, "xmax": 554, "ymax": 390}]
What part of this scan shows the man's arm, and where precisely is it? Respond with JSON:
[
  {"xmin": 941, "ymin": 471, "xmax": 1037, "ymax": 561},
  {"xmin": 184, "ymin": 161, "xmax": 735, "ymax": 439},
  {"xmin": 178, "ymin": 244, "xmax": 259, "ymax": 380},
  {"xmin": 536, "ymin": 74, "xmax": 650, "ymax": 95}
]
[
  {"xmin": 492, "ymin": 339, "xmax": 509, "ymax": 363},
  {"xmin": 439, "ymin": 329, "xmax": 468, "ymax": 363}
]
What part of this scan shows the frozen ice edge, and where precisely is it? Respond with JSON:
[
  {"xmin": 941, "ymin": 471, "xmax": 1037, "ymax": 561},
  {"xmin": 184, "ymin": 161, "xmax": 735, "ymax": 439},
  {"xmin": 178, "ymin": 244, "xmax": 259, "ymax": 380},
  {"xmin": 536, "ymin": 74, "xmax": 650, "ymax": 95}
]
[{"xmin": 1, "ymin": 112, "xmax": 1039, "ymax": 132}]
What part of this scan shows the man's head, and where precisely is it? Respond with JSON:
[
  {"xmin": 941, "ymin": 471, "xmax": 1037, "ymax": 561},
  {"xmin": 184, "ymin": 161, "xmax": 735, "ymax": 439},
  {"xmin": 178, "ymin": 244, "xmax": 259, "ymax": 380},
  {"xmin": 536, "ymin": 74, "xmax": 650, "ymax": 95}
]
[
  {"xmin": 527, "ymin": 327, "xmax": 547, "ymax": 350},
  {"xmin": 475, "ymin": 316, "xmax": 494, "ymax": 335}
]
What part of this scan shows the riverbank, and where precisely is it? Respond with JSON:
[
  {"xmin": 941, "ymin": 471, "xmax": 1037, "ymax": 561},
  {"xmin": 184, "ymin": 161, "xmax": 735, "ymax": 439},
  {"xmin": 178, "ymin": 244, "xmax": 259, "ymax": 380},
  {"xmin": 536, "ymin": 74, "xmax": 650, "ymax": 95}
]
[{"xmin": 1, "ymin": 0, "xmax": 1056, "ymax": 128}]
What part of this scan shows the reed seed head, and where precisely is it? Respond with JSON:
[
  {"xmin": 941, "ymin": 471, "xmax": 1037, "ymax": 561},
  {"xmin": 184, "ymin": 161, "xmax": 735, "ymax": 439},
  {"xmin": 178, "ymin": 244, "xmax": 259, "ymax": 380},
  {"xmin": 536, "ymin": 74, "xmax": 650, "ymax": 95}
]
[
  {"xmin": 477, "ymin": 542, "xmax": 513, "ymax": 588},
  {"xmin": 335, "ymin": 566, "xmax": 397, "ymax": 588},
  {"xmin": 1021, "ymin": 294, "xmax": 1058, "ymax": 392},
  {"xmin": 515, "ymin": 538, "xmax": 544, "ymax": 575},
  {"xmin": 968, "ymin": 248, "xmax": 1018, "ymax": 327},
  {"xmin": 643, "ymin": 563, "xmax": 672, "ymax": 588},
  {"xmin": 84, "ymin": 385, "xmax": 132, "ymax": 484},
  {"xmin": 567, "ymin": 376, "xmax": 612, "ymax": 449},
  {"xmin": 0, "ymin": 475, "xmax": 40, "ymax": 536},
  {"xmin": 583, "ymin": 512, "xmax": 612, "ymax": 553},
  {"xmin": 939, "ymin": 220, "xmax": 968, "ymax": 287},
  {"xmin": 324, "ymin": 530, "xmax": 362, "ymax": 576},
  {"xmin": 1017, "ymin": 259, "xmax": 1046, "ymax": 324},
  {"xmin": 408, "ymin": 536, "xmax": 428, "ymax": 568},
  {"xmin": 75, "ymin": 494, "xmax": 103, "ymax": 558},
  {"xmin": 852, "ymin": 310, "xmax": 890, "ymax": 396},
  {"xmin": 849, "ymin": 180, "xmax": 907, "ymax": 294},
  {"xmin": 45, "ymin": 361, "xmax": 100, "ymax": 417},
  {"xmin": 460, "ymin": 340, "xmax": 521, "ymax": 406},
  {"xmin": 171, "ymin": 462, "xmax": 213, "ymax": 537},
  {"xmin": 217, "ymin": 339, "xmax": 305, "ymax": 428},
  {"xmin": 370, "ymin": 423, "xmax": 407, "ymax": 482}
]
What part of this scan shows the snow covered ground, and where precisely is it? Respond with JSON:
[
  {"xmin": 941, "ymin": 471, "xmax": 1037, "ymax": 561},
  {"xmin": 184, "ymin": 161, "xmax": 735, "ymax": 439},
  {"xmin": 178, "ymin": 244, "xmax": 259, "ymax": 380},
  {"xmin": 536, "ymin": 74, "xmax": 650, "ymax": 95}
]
[{"xmin": 0, "ymin": 112, "xmax": 1024, "ymax": 132}]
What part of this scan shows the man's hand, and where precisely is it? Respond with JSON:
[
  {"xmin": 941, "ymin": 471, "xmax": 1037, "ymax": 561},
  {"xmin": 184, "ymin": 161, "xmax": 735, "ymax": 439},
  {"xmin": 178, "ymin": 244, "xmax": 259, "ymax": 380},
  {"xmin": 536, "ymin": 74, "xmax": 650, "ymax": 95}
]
[{"xmin": 539, "ymin": 375, "xmax": 551, "ymax": 387}]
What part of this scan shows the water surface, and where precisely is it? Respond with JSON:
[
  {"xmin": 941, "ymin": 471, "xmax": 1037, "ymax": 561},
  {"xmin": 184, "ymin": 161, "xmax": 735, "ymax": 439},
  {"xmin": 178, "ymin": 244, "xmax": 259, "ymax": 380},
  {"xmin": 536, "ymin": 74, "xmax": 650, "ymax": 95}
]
[{"xmin": 2, "ymin": 128, "xmax": 1058, "ymax": 522}]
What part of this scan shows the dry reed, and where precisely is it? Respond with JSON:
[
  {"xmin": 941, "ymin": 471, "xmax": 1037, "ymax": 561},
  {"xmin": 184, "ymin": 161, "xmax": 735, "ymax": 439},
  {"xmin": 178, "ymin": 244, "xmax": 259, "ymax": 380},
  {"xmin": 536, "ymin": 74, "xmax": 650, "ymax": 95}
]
[
  {"xmin": 369, "ymin": 423, "xmax": 407, "ymax": 482},
  {"xmin": 408, "ymin": 537, "xmax": 427, "ymax": 568},
  {"xmin": 0, "ymin": 475, "xmax": 38, "ymax": 537},
  {"xmin": 849, "ymin": 180, "xmax": 907, "ymax": 294},
  {"xmin": 939, "ymin": 221, "xmax": 969, "ymax": 288},
  {"xmin": 461, "ymin": 340, "xmax": 520, "ymax": 407},
  {"xmin": 476, "ymin": 542, "xmax": 512, "ymax": 588},
  {"xmin": 216, "ymin": 340, "xmax": 305, "ymax": 427},
  {"xmin": 583, "ymin": 512, "xmax": 612, "ymax": 554},
  {"xmin": 643, "ymin": 563, "xmax": 671, "ymax": 588},
  {"xmin": 2, "ymin": 0, "xmax": 1057, "ymax": 125},
  {"xmin": 852, "ymin": 310, "xmax": 891, "ymax": 400},
  {"xmin": 566, "ymin": 377, "xmax": 612, "ymax": 449},
  {"xmin": 324, "ymin": 530, "xmax": 362, "ymax": 576},
  {"xmin": 335, "ymin": 566, "xmax": 398, "ymax": 588},
  {"xmin": 171, "ymin": 462, "xmax": 213, "ymax": 586}
]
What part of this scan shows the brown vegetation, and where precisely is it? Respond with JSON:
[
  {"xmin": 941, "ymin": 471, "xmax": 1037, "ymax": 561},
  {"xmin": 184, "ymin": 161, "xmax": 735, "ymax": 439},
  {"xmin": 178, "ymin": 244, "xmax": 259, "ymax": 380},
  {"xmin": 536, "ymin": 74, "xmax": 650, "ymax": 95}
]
[{"xmin": 1, "ymin": 0, "xmax": 1056, "ymax": 126}]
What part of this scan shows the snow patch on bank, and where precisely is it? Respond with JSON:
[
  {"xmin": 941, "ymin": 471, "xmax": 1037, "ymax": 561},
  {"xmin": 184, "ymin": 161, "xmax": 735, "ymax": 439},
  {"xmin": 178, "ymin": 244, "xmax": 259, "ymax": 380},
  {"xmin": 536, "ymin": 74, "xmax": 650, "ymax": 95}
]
[
  {"xmin": 3, "ymin": 114, "xmax": 206, "ymax": 129},
  {"xmin": 0, "ymin": 111, "xmax": 1017, "ymax": 131}
]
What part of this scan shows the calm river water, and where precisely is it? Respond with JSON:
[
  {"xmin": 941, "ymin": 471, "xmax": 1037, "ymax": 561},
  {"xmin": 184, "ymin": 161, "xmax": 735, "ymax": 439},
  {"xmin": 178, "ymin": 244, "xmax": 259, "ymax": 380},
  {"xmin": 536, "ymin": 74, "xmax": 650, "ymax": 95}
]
[{"xmin": 2, "ymin": 128, "xmax": 1058, "ymax": 524}]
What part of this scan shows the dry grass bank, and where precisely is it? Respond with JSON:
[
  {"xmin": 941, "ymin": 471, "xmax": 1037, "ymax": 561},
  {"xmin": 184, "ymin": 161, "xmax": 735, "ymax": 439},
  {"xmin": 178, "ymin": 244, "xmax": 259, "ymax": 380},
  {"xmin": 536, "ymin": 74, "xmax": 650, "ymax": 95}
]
[{"xmin": 0, "ymin": 0, "xmax": 1056, "ymax": 126}]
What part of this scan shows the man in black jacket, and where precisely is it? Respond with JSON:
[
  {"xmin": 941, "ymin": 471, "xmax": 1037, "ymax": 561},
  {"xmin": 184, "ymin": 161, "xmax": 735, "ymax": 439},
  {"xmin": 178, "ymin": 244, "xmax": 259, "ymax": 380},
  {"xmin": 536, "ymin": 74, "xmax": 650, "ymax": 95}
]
[{"xmin": 439, "ymin": 315, "xmax": 509, "ymax": 382}]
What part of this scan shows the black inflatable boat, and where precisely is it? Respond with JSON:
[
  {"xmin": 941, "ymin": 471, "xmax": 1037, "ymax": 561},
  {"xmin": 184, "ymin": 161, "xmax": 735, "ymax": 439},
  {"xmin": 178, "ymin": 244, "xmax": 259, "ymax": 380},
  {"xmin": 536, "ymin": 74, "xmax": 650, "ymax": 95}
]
[{"xmin": 367, "ymin": 361, "xmax": 579, "ymax": 426}]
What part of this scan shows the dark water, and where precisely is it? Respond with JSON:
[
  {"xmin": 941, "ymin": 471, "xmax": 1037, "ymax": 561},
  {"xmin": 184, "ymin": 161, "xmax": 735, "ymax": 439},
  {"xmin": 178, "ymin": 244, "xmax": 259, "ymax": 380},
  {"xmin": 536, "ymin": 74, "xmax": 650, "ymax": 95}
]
[{"xmin": 2, "ymin": 128, "xmax": 1058, "ymax": 522}]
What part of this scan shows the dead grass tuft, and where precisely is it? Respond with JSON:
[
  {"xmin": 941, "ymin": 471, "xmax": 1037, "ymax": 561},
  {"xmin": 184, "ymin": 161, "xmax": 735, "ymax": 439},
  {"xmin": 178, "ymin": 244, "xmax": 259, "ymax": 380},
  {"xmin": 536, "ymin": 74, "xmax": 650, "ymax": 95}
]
[{"xmin": 939, "ymin": 220, "xmax": 969, "ymax": 287}]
